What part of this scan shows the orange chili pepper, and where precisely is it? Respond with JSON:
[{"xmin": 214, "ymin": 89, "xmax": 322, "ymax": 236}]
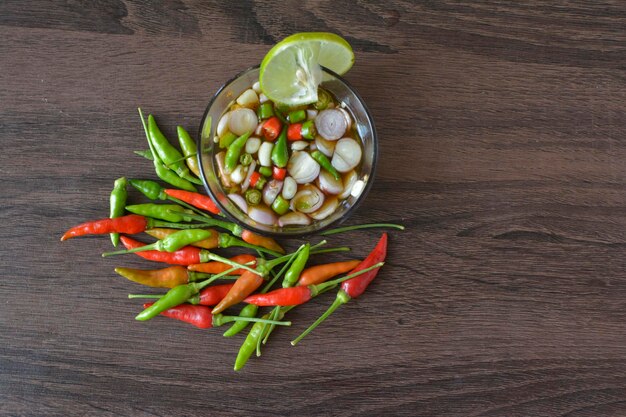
[
  {"xmin": 115, "ymin": 266, "xmax": 189, "ymax": 288},
  {"xmin": 187, "ymin": 254, "xmax": 257, "ymax": 275},
  {"xmin": 163, "ymin": 189, "xmax": 220, "ymax": 215},
  {"xmin": 211, "ymin": 270, "xmax": 264, "ymax": 315},
  {"xmin": 241, "ymin": 229, "xmax": 285, "ymax": 254},
  {"xmin": 297, "ymin": 260, "xmax": 362, "ymax": 286}
]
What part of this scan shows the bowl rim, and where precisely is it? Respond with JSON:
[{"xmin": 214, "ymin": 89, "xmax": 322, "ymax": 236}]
[{"xmin": 197, "ymin": 64, "xmax": 378, "ymax": 237}]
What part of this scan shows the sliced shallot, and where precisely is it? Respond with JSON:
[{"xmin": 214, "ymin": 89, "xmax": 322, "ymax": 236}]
[
  {"xmin": 291, "ymin": 185, "xmax": 325, "ymax": 214},
  {"xmin": 278, "ymin": 212, "xmax": 312, "ymax": 227},
  {"xmin": 287, "ymin": 151, "xmax": 320, "ymax": 184},
  {"xmin": 248, "ymin": 206, "xmax": 277, "ymax": 226}
]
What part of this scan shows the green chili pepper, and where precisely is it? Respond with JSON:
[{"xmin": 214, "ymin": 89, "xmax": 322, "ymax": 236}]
[
  {"xmin": 282, "ymin": 243, "xmax": 310, "ymax": 288},
  {"xmin": 314, "ymin": 88, "xmax": 331, "ymax": 110},
  {"xmin": 271, "ymin": 127, "xmax": 289, "ymax": 168},
  {"xmin": 222, "ymin": 304, "xmax": 258, "ymax": 337},
  {"xmin": 138, "ymin": 109, "xmax": 197, "ymax": 192},
  {"xmin": 239, "ymin": 153, "xmax": 253, "ymax": 166},
  {"xmin": 148, "ymin": 115, "xmax": 200, "ymax": 184},
  {"xmin": 271, "ymin": 195, "xmax": 289, "ymax": 215},
  {"xmin": 301, "ymin": 120, "xmax": 316, "ymax": 140},
  {"xmin": 273, "ymin": 105, "xmax": 289, "ymax": 124},
  {"xmin": 137, "ymin": 284, "xmax": 197, "ymax": 321},
  {"xmin": 103, "ymin": 229, "xmax": 213, "ymax": 256},
  {"xmin": 311, "ymin": 150, "xmax": 341, "ymax": 181},
  {"xmin": 245, "ymin": 189, "xmax": 261, "ymax": 205},
  {"xmin": 109, "ymin": 177, "xmax": 127, "ymax": 247},
  {"xmin": 219, "ymin": 131, "xmax": 238, "ymax": 149},
  {"xmin": 134, "ymin": 149, "xmax": 153, "ymax": 160},
  {"xmin": 288, "ymin": 109, "xmax": 306, "ymax": 123},
  {"xmin": 177, "ymin": 126, "xmax": 201, "ymax": 178},
  {"xmin": 257, "ymin": 102, "xmax": 274, "ymax": 119},
  {"xmin": 129, "ymin": 179, "xmax": 166, "ymax": 200},
  {"xmin": 225, "ymin": 131, "xmax": 252, "ymax": 172},
  {"xmin": 258, "ymin": 166, "xmax": 272, "ymax": 177},
  {"xmin": 125, "ymin": 203, "xmax": 192, "ymax": 223}
]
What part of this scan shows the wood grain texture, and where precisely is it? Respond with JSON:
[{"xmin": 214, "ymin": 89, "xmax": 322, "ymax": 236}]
[{"xmin": 1, "ymin": 1, "xmax": 626, "ymax": 416}]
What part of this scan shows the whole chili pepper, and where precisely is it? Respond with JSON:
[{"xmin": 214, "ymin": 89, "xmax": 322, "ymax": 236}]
[
  {"xmin": 119, "ymin": 235, "xmax": 203, "ymax": 265},
  {"xmin": 177, "ymin": 126, "xmax": 201, "ymax": 178},
  {"xmin": 270, "ymin": 126, "xmax": 289, "ymax": 168},
  {"xmin": 146, "ymin": 227, "xmax": 219, "ymax": 249},
  {"xmin": 225, "ymin": 131, "xmax": 252, "ymax": 172},
  {"xmin": 291, "ymin": 233, "xmax": 388, "ymax": 345},
  {"xmin": 61, "ymin": 214, "xmax": 215, "ymax": 241},
  {"xmin": 142, "ymin": 303, "xmax": 291, "ymax": 329},
  {"xmin": 297, "ymin": 260, "xmax": 361, "ymax": 286},
  {"xmin": 310, "ymin": 150, "xmax": 341, "ymax": 181},
  {"xmin": 287, "ymin": 109, "xmax": 306, "ymax": 123},
  {"xmin": 138, "ymin": 108, "xmax": 197, "ymax": 192},
  {"xmin": 240, "ymin": 229, "xmax": 285, "ymax": 254},
  {"xmin": 282, "ymin": 243, "xmax": 310, "ymax": 287},
  {"xmin": 148, "ymin": 114, "xmax": 202, "ymax": 185},
  {"xmin": 103, "ymin": 229, "xmax": 213, "ymax": 256},
  {"xmin": 115, "ymin": 265, "xmax": 193, "ymax": 288},
  {"xmin": 118, "ymin": 236, "xmax": 264, "ymax": 268},
  {"xmin": 188, "ymin": 254, "xmax": 257, "ymax": 275},
  {"xmin": 109, "ymin": 177, "xmax": 127, "ymax": 247},
  {"xmin": 222, "ymin": 304, "xmax": 258, "ymax": 337},
  {"xmin": 125, "ymin": 203, "xmax": 193, "ymax": 223},
  {"xmin": 128, "ymin": 179, "xmax": 166, "ymax": 200},
  {"xmin": 211, "ymin": 270, "xmax": 264, "ymax": 315},
  {"xmin": 61, "ymin": 214, "xmax": 148, "ymax": 241},
  {"xmin": 244, "ymin": 262, "xmax": 384, "ymax": 307},
  {"xmin": 163, "ymin": 189, "xmax": 220, "ymax": 215},
  {"xmin": 234, "ymin": 306, "xmax": 294, "ymax": 371}
]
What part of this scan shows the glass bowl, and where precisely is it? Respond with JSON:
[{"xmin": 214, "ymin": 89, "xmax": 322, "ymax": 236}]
[{"xmin": 197, "ymin": 65, "xmax": 377, "ymax": 237}]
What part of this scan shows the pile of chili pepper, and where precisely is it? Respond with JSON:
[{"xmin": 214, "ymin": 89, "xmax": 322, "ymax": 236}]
[{"xmin": 60, "ymin": 109, "xmax": 404, "ymax": 370}]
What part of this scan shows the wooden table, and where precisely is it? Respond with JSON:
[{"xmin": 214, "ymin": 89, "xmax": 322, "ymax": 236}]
[{"xmin": 2, "ymin": 2, "xmax": 625, "ymax": 416}]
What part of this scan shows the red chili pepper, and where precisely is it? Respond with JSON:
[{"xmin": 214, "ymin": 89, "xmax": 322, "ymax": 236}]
[
  {"xmin": 272, "ymin": 166, "xmax": 287, "ymax": 181},
  {"xmin": 245, "ymin": 286, "xmax": 311, "ymax": 306},
  {"xmin": 143, "ymin": 302, "xmax": 213, "ymax": 329},
  {"xmin": 341, "ymin": 233, "xmax": 387, "ymax": 298},
  {"xmin": 287, "ymin": 123, "xmax": 302, "ymax": 141},
  {"xmin": 61, "ymin": 214, "xmax": 148, "ymax": 241},
  {"xmin": 187, "ymin": 254, "xmax": 257, "ymax": 275},
  {"xmin": 163, "ymin": 189, "xmax": 220, "ymax": 215},
  {"xmin": 197, "ymin": 283, "xmax": 235, "ymax": 306},
  {"xmin": 261, "ymin": 117, "xmax": 281, "ymax": 141},
  {"xmin": 249, "ymin": 171, "xmax": 262, "ymax": 188},
  {"xmin": 290, "ymin": 233, "xmax": 388, "ymax": 345},
  {"xmin": 241, "ymin": 229, "xmax": 285, "ymax": 254},
  {"xmin": 120, "ymin": 235, "xmax": 201, "ymax": 265}
]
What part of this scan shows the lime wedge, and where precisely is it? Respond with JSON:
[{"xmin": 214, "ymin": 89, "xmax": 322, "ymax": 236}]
[{"xmin": 260, "ymin": 32, "xmax": 354, "ymax": 107}]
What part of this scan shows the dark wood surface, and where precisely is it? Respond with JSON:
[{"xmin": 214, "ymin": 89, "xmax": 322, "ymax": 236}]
[{"xmin": 2, "ymin": 2, "xmax": 626, "ymax": 416}]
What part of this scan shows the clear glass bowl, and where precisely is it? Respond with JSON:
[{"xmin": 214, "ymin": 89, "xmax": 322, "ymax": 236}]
[{"xmin": 197, "ymin": 65, "xmax": 377, "ymax": 237}]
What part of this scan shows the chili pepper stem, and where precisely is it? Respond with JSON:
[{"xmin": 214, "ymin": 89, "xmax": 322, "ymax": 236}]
[
  {"xmin": 166, "ymin": 196, "xmax": 212, "ymax": 219},
  {"xmin": 216, "ymin": 315, "xmax": 291, "ymax": 327},
  {"xmin": 291, "ymin": 290, "xmax": 350, "ymax": 346},
  {"xmin": 204, "ymin": 253, "xmax": 258, "ymax": 274},
  {"xmin": 310, "ymin": 247, "xmax": 351, "ymax": 255},
  {"xmin": 102, "ymin": 243, "xmax": 158, "ymax": 257},
  {"xmin": 128, "ymin": 294, "xmax": 162, "ymax": 299},
  {"xmin": 178, "ymin": 212, "xmax": 242, "ymax": 236},
  {"xmin": 320, "ymin": 223, "xmax": 405, "ymax": 236}
]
